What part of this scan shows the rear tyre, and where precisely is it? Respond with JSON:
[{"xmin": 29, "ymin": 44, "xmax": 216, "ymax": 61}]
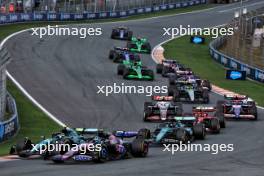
[
  {"xmin": 193, "ymin": 124, "xmax": 206, "ymax": 140},
  {"xmin": 174, "ymin": 128, "xmax": 187, "ymax": 143},
  {"xmin": 210, "ymin": 119, "xmax": 220, "ymax": 134},
  {"xmin": 117, "ymin": 64, "xmax": 125, "ymax": 75},
  {"xmin": 109, "ymin": 50, "xmax": 115, "ymax": 60},
  {"xmin": 144, "ymin": 102, "xmax": 152, "ymax": 121},
  {"xmin": 202, "ymin": 90, "xmax": 209, "ymax": 104},
  {"xmin": 16, "ymin": 138, "xmax": 33, "ymax": 156},
  {"xmin": 137, "ymin": 128, "xmax": 151, "ymax": 139},
  {"xmin": 216, "ymin": 100, "xmax": 225, "ymax": 123},
  {"xmin": 131, "ymin": 139, "xmax": 148, "ymax": 157},
  {"xmin": 168, "ymin": 74, "xmax": 177, "ymax": 85},
  {"xmin": 172, "ymin": 102, "xmax": 183, "ymax": 116},
  {"xmin": 156, "ymin": 64, "xmax": 163, "ymax": 74}
]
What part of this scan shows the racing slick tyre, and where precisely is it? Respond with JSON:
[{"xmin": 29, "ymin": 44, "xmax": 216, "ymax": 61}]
[
  {"xmin": 15, "ymin": 138, "xmax": 33, "ymax": 156},
  {"xmin": 109, "ymin": 50, "xmax": 115, "ymax": 60},
  {"xmin": 210, "ymin": 118, "xmax": 220, "ymax": 134},
  {"xmin": 217, "ymin": 115, "xmax": 226, "ymax": 128},
  {"xmin": 93, "ymin": 145, "xmax": 109, "ymax": 163},
  {"xmin": 127, "ymin": 31, "xmax": 133, "ymax": 40},
  {"xmin": 202, "ymin": 90, "xmax": 209, "ymax": 104},
  {"xmin": 168, "ymin": 74, "xmax": 177, "ymax": 85},
  {"xmin": 202, "ymin": 80, "xmax": 212, "ymax": 91},
  {"xmin": 168, "ymin": 85, "xmax": 180, "ymax": 102},
  {"xmin": 172, "ymin": 102, "xmax": 183, "ymax": 116},
  {"xmin": 156, "ymin": 64, "xmax": 163, "ymax": 74},
  {"xmin": 216, "ymin": 100, "xmax": 225, "ymax": 123},
  {"xmin": 162, "ymin": 66, "xmax": 170, "ymax": 77},
  {"xmin": 143, "ymin": 102, "xmax": 153, "ymax": 121},
  {"xmin": 143, "ymin": 43, "xmax": 152, "ymax": 54},
  {"xmin": 117, "ymin": 64, "xmax": 125, "ymax": 75},
  {"xmin": 137, "ymin": 128, "xmax": 151, "ymax": 139},
  {"xmin": 174, "ymin": 128, "xmax": 188, "ymax": 144},
  {"xmin": 250, "ymin": 106, "xmax": 258, "ymax": 121},
  {"xmin": 193, "ymin": 124, "xmax": 206, "ymax": 140},
  {"xmin": 131, "ymin": 139, "xmax": 149, "ymax": 157}
]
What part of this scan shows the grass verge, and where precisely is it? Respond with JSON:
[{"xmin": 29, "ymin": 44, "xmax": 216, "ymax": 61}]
[
  {"xmin": 0, "ymin": 4, "xmax": 214, "ymax": 156},
  {"xmin": 163, "ymin": 36, "xmax": 264, "ymax": 106},
  {"xmin": 0, "ymin": 80, "xmax": 60, "ymax": 156}
]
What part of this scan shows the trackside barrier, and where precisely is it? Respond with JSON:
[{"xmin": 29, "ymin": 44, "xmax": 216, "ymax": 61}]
[
  {"xmin": 209, "ymin": 36, "xmax": 264, "ymax": 83},
  {"xmin": 0, "ymin": 0, "xmax": 206, "ymax": 24},
  {"xmin": 0, "ymin": 93, "xmax": 19, "ymax": 142}
]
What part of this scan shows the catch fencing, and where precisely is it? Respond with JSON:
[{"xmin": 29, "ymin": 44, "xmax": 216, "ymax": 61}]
[{"xmin": 209, "ymin": 36, "xmax": 264, "ymax": 83}]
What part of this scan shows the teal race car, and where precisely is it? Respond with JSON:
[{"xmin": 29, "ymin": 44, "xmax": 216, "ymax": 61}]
[
  {"xmin": 127, "ymin": 37, "xmax": 152, "ymax": 54},
  {"xmin": 117, "ymin": 60, "xmax": 154, "ymax": 80}
]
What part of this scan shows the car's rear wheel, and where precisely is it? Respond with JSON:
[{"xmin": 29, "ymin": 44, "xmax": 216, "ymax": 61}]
[
  {"xmin": 156, "ymin": 64, "xmax": 163, "ymax": 74},
  {"xmin": 16, "ymin": 138, "xmax": 33, "ymax": 156},
  {"xmin": 117, "ymin": 64, "xmax": 125, "ymax": 75},
  {"xmin": 210, "ymin": 118, "xmax": 220, "ymax": 133},
  {"xmin": 131, "ymin": 139, "xmax": 148, "ymax": 157},
  {"xmin": 193, "ymin": 124, "xmax": 206, "ymax": 140}
]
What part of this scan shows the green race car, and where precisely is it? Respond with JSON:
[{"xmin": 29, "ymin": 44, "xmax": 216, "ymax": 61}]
[
  {"xmin": 127, "ymin": 37, "xmax": 152, "ymax": 54},
  {"xmin": 117, "ymin": 60, "xmax": 154, "ymax": 80}
]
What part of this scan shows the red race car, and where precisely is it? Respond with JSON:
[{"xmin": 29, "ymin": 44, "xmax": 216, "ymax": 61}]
[{"xmin": 192, "ymin": 106, "xmax": 226, "ymax": 134}]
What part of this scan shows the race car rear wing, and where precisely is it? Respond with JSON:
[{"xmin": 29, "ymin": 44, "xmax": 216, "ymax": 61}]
[
  {"xmin": 174, "ymin": 116, "xmax": 196, "ymax": 121},
  {"xmin": 114, "ymin": 131, "xmax": 138, "ymax": 138},
  {"xmin": 224, "ymin": 94, "xmax": 247, "ymax": 100},
  {"xmin": 74, "ymin": 128, "xmax": 104, "ymax": 134},
  {"xmin": 114, "ymin": 46, "xmax": 129, "ymax": 51},
  {"xmin": 152, "ymin": 96, "xmax": 174, "ymax": 101},
  {"xmin": 192, "ymin": 106, "xmax": 216, "ymax": 112}
]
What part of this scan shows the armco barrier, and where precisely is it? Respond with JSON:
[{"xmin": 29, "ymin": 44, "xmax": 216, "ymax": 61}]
[
  {"xmin": 0, "ymin": 93, "xmax": 19, "ymax": 142},
  {"xmin": 0, "ymin": 0, "xmax": 206, "ymax": 24},
  {"xmin": 209, "ymin": 36, "xmax": 264, "ymax": 83}
]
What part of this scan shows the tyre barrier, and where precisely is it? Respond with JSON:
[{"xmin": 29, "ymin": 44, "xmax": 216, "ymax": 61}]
[
  {"xmin": 0, "ymin": 0, "xmax": 206, "ymax": 24},
  {"xmin": 209, "ymin": 36, "xmax": 264, "ymax": 83}
]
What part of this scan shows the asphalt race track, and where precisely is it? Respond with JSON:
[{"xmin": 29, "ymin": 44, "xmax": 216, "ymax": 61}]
[{"xmin": 2, "ymin": 0, "xmax": 264, "ymax": 175}]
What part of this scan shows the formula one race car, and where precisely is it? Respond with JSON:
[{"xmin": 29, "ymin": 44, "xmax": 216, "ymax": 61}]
[
  {"xmin": 117, "ymin": 60, "xmax": 154, "ymax": 80},
  {"xmin": 9, "ymin": 127, "xmax": 90, "ymax": 159},
  {"xmin": 109, "ymin": 47, "xmax": 140, "ymax": 63},
  {"xmin": 52, "ymin": 129, "xmax": 149, "ymax": 163},
  {"xmin": 143, "ymin": 96, "xmax": 183, "ymax": 122},
  {"xmin": 168, "ymin": 81, "xmax": 209, "ymax": 103},
  {"xmin": 150, "ymin": 117, "xmax": 206, "ymax": 144},
  {"xmin": 111, "ymin": 27, "xmax": 133, "ymax": 40},
  {"xmin": 193, "ymin": 106, "xmax": 226, "ymax": 133},
  {"xmin": 169, "ymin": 74, "xmax": 212, "ymax": 91},
  {"xmin": 156, "ymin": 59, "xmax": 192, "ymax": 77},
  {"xmin": 127, "ymin": 37, "xmax": 151, "ymax": 54},
  {"xmin": 216, "ymin": 94, "xmax": 258, "ymax": 120}
]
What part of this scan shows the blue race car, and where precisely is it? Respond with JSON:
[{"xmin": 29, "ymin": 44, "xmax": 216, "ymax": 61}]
[
  {"xmin": 111, "ymin": 27, "xmax": 133, "ymax": 40},
  {"xmin": 109, "ymin": 47, "xmax": 141, "ymax": 63},
  {"xmin": 52, "ymin": 129, "xmax": 149, "ymax": 163}
]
